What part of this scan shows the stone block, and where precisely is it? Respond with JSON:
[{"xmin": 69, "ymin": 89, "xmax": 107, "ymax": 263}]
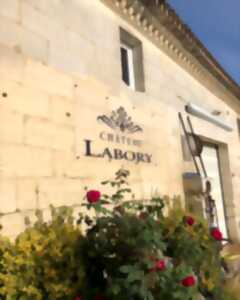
[
  {"xmin": 52, "ymin": 150, "xmax": 75, "ymax": 177},
  {"xmin": 48, "ymin": 29, "xmax": 95, "ymax": 77},
  {"xmin": 48, "ymin": 50, "xmax": 84, "ymax": 77},
  {"xmin": 0, "ymin": 180, "xmax": 17, "ymax": 213},
  {"xmin": 0, "ymin": 212, "xmax": 25, "ymax": 237},
  {"xmin": 16, "ymin": 179, "xmax": 37, "ymax": 210},
  {"xmin": 51, "ymin": 96, "xmax": 75, "ymax": 126},
  {"xmin": 67, "ymin": 30, "xmax": 95, "ymax": 61},
  {"xmin": 24, "ymin": 117, "xmax": 74, "ymax": 151},
  {"xmin": 0, "ymin": 107, "xmax": 23, "ymax": 143},
  {"xmin": 63, "ymin": 0, "xmax": 116, "ymax": 45},
  {"xmin": 22, "ymin": 0, "xmax": 65, "ymax": 22},
  {"xmin": 0, "ymin": 16, "xmax": 48, "ymax": 63},
  {"xmin": 38, "ymin": 178, "xmax": 84, "ymax": 209},
  {"xmin": 24, "ymin": 59, "xmax": 74, "ymax": 98},
  {"xmin": 93, "ymin": 48, "xmax": 121, "ymax": 87},
  {"xmin": 73, "ymin": 78, "xmax": 110, "ymax": 110},
  {"xmin": 0, "ymin": 0, "xmax": 20, "ymax": 22},
  {"xmin": 0, "ymin": 44, "xmax": 26, "ymax": 82},
  {"xmin": 0, "ymin": 80, "xmax": 50, "ymax": 118},
  {"xmin": 61, "ymin": 1, "xmax": 97, "ymax": 39},
  {"xmin": 23, "ymin": 0, "xmax": 121, "ymax": 83},
  {"xmin": 20, "ymin": 2, "xmax": 65, "ymax": 42},
  {"xmin": 0, "ymin": 145, "xmax": 52, "ymax": 177}
]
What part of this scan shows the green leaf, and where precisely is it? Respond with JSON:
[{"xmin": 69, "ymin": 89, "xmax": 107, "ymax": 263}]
[
  {"xmin": 127, "ymin": 270, "xmax": 144, "ymax": 283},
  {"xmin": 111, "ymin": 284, "xmax": 121, "ymax": 295},
  {"xmin": 101, "ymin": 181, "xmax": 109, "ymax": 185},
  {"xmin": 119, "ymin": 265, "xmax": 132, "ymax": 274}
]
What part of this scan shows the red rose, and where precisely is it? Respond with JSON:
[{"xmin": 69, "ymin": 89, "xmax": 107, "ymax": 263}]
[
  {"xmin": 155, "ymin": 259, "xmax": 166, "ymax": 271},
  {"xmin": 211, "ymin": 228, "xmax": 223, "ymax": 241},
  {"xmin": 86, "ymin": 190, "xmax": 101, "ymax": 204},
  {"xmin": 185, "ymin": 216, "xmax": 195, "ymax": 226},
  {"xmin": 181, "ymin": 275, "xmax": 196, "ymax": 287},
  {"xmin": 150, "ymin": 259, "xmax": 166, "ymax": 272}
]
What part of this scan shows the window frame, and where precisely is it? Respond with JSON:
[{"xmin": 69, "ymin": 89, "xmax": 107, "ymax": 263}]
[
  {"xmin": 119, "ymin": 28, "xmax": 145, "ymax": 92},
  {"xmin": 120, "ymin": 43, "xmax": 136, "ymax": 90}
]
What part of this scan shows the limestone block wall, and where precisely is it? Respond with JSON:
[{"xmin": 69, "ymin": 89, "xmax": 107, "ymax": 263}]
[
  {"xmin": 0, "ymin": 0, "xmax": 239, "ymax": 239},
  {"xmin": 0, "ymin": 46, "xmax": 184, "ymax": 238}
]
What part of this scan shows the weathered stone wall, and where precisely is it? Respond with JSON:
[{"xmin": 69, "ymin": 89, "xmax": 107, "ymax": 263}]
[{"xmin": 0, "ymin": 0, "xmax": 239, "ymax": 239}]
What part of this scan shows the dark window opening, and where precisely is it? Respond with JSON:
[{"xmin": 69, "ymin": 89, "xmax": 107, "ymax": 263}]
[
  {"xmin": 121, "ymin": 46, "xmax": 130, "ymax": 86},
  {"xmin": 237, "ymin": 118, "xmax": 240, "ymax": 138},
  {"xmin": 119, "ymin": 28, "xmax": 145, "ymax": 92}
]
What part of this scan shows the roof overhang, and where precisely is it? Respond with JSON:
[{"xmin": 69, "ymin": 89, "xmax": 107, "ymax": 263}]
[{"xmin": 100, "ymin": 0, "xmax": 240, "ymax": 108}]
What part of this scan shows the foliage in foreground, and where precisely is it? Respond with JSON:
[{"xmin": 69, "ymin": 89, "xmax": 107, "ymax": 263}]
[
  {"xmin": 0, "ymin": 169, "xmax": 235, "ymax": 300},
  {"xmin": 0, "ymin": 207, "xmax": 85, "ymax": 300}
]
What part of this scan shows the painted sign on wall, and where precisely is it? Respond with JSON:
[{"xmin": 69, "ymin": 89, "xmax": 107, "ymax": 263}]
[{"xmin": 83, "ymin": 106, "xmax": 152, "ymax": 164}]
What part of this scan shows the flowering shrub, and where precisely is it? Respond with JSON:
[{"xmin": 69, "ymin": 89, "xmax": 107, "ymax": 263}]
[
  {"xmin": 162, "ymin": 206, "xmax": 226, "ymax": 299},
  {"xmin": 0, "ymin": 169, "xmax": 234, "ymax": 300},
  {"xmin": 0, "ymin": 206, "xmax": 86, "ymax": 300},
  {"xmin": 77, "ymin": 169, "xmax": 230, "ymax": 300}
]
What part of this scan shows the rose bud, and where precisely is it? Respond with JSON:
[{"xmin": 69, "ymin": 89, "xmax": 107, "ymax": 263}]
[
  {"xmin": 181, "ymin": 275, "xmax": 197, "ymax": 287},
  {"xmin": 150, "ymin": 259, "xmax": 166, "ymax": 272},
  {"xmin": 211, "ymin": 228, "xmax": 223, "ymax": 241},
  {"xmin": 185, "ymin": 216, "xmax": 195, "ymax": 226},
  {"xmin": 155, "ymin": 259, "xmax": 166, "ymax": 271},
  {"xmin": 86, "ymin": 190, "xmax": 101, "ymax": 204}
]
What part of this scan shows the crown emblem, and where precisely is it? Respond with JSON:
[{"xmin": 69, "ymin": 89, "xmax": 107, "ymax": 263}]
[{"xmin": 97, "ymin": 106, "xmax": 143, "ymax": 134}]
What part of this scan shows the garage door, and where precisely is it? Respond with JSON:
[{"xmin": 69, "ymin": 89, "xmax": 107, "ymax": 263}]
[{"xmin": 201, "ymin": 145, "xmax": 228, "ymax": 238}]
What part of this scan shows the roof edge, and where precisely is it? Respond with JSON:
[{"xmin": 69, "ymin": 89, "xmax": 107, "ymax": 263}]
[
  {"xmin": 101, "ymin": 0, "xmax": 240, "ymax": 104},
  {"xmin": 144, "ymin": 0, "xmax": 240, "ymax": 99}
]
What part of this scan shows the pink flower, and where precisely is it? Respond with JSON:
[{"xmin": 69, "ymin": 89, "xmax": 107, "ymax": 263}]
[
  {"xmin": 181, "ymin": 275, "xmax": 196, "ymax": 287},
  {"xmin": 86, "ymin": 190, "xmax": 101, "ymax": 204},
  {"xmin": 211, "ymin": 228, "xmax": 223, "ymax": 241},
  {"xmin": 75, "ymin": 297, "xmax": 82, "ymax": 300},
  {"xmin": 185, "ymin": 216, "xmax": 195, "ymax": 226}
]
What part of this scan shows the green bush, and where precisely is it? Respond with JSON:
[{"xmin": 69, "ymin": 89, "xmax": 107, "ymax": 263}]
[
  {"xmin": 78, "ymin": 169, "xmax": 229, "ymax": 300},
  {"xmin": 162, "ymin": 208, "xmax": 225, "ymax": 299},
  {"xmin": 0, "ymin": 169, "xmax": 234, "ymax": 300}
]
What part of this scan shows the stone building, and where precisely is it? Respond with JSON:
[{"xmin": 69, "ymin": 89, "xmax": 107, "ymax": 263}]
[{"xmin": 0, "ymin": 0, "xmax": 239, "ymax": 240}]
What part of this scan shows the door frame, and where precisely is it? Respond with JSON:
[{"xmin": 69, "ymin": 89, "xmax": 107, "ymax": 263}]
[
  {"xmin": 200, "ymin": 136, "xmax": 237, "ymax": 241},
  {"xmin": 202, "ymin": 142, "xmax": 229, "ymax": 238}
]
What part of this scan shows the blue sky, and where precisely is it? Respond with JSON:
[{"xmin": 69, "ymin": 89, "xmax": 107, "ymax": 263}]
[{"xmin": 168, "ymin": 0, "xmax": 240, "ymax": 84}]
